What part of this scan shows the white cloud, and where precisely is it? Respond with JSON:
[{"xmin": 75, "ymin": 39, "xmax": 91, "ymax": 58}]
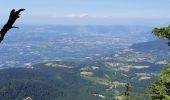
[
  {"xmin": 62, "ymin": 13, "xmax": 118, "ymax": 19},
  {"xmin": 64, "ymin": 13, "xmax": 89, "ymax": 18}
]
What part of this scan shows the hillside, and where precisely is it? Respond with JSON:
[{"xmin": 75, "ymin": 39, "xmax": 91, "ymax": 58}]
[
  {"xmin": 0, "ymin": 63, "xmax": 107, "ymax": 100},
  {"xmin": 131, "ymin": 40, "xmax": 169, "ymax": 52}
]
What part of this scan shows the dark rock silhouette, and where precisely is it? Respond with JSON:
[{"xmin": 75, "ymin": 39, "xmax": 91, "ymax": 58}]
[{"xmin": 0, "ymin": 9, "xmax": 25, "ymax": 43}]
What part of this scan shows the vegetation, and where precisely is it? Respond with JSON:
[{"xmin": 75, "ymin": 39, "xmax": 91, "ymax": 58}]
[
  {"xmin": 0, "ymin": 63, "xmax": 110, "ymax": 100},
  {"xmin": 124, "ymin": 83, "xmax": 130, "ymax": 100},
  {"xmin": 152, "ymin": 25, "xmax": 170, "ymax": 46},
  {"xmin": 150, "ymin": 64, "xmax": 170, "ymax": 100},
  {"xmin": 150, "ymin": 25, "xmax": 170, "ymax": 99},
  {"xmin": 0, "ymin": 59, "xmax": 157, "ymax": 100}
]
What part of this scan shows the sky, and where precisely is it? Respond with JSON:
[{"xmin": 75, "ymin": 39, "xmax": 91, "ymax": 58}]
[{"xmin": 1, "ymin": 0, "xmax": 170, "ymax": 26}]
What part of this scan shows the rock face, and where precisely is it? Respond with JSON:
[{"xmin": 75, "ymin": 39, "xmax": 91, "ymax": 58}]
[{"xmin": 23, "ymin": 97, "xmax": 32, "ymax": 100}]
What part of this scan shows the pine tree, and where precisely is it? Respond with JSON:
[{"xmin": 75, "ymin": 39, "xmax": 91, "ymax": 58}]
[{"xmin": 124, "ymin": 83, "xmax": 130, "ymax": 100}]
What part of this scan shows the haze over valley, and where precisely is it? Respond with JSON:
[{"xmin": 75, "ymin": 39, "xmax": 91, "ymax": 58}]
[{"xmin": 0, "ymin": 25, "xmax": 154, "ymax": 68}]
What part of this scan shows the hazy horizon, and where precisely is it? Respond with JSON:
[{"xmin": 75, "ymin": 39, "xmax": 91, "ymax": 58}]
[{"xmin": 1, "ymin": 0, "xmax": 170, "ymax": 26}]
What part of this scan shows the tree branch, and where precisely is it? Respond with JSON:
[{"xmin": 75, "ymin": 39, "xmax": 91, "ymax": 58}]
[{"xmin": 0, "ymin": 9, "xmax": 25, "ymax": 43}]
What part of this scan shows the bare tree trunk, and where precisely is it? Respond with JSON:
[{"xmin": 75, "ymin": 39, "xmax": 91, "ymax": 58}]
[{"xmin": 0, "ymin": 9, "xmax": 25, "ymax": 43}]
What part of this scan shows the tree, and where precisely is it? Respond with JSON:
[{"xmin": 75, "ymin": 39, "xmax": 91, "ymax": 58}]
[
  {"xmin": 0, "ymin": 9, "xmax": 25, "ymax": 43},
  {"xmin": 124, "ymin": 83, "xmax": 130, "ymax": 100},
  {"xmin": 150, "ymin": 64, "xmax": 170, "ymax": 100},
  {"xmin": 151, "ymin": 24, "xmax": 170, "ymax": 99},
  {"xmin": 152, "ymin": 25, "xmax": 170, "ymax": 46}
]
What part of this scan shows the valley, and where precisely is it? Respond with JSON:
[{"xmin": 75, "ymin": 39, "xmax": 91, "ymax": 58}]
[
  {"xmin": 0, "ymin": 26, "xmax": 168, "ymax": 100},
  {"xmin": 0, "ymin": 39, "xmax": 169, "ymax": 99}
]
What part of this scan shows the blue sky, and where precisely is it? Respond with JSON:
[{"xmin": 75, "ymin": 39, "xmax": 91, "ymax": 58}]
[{"xmin": 1, "ymin": 0, "xmax": 170, "ymax": 25}]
